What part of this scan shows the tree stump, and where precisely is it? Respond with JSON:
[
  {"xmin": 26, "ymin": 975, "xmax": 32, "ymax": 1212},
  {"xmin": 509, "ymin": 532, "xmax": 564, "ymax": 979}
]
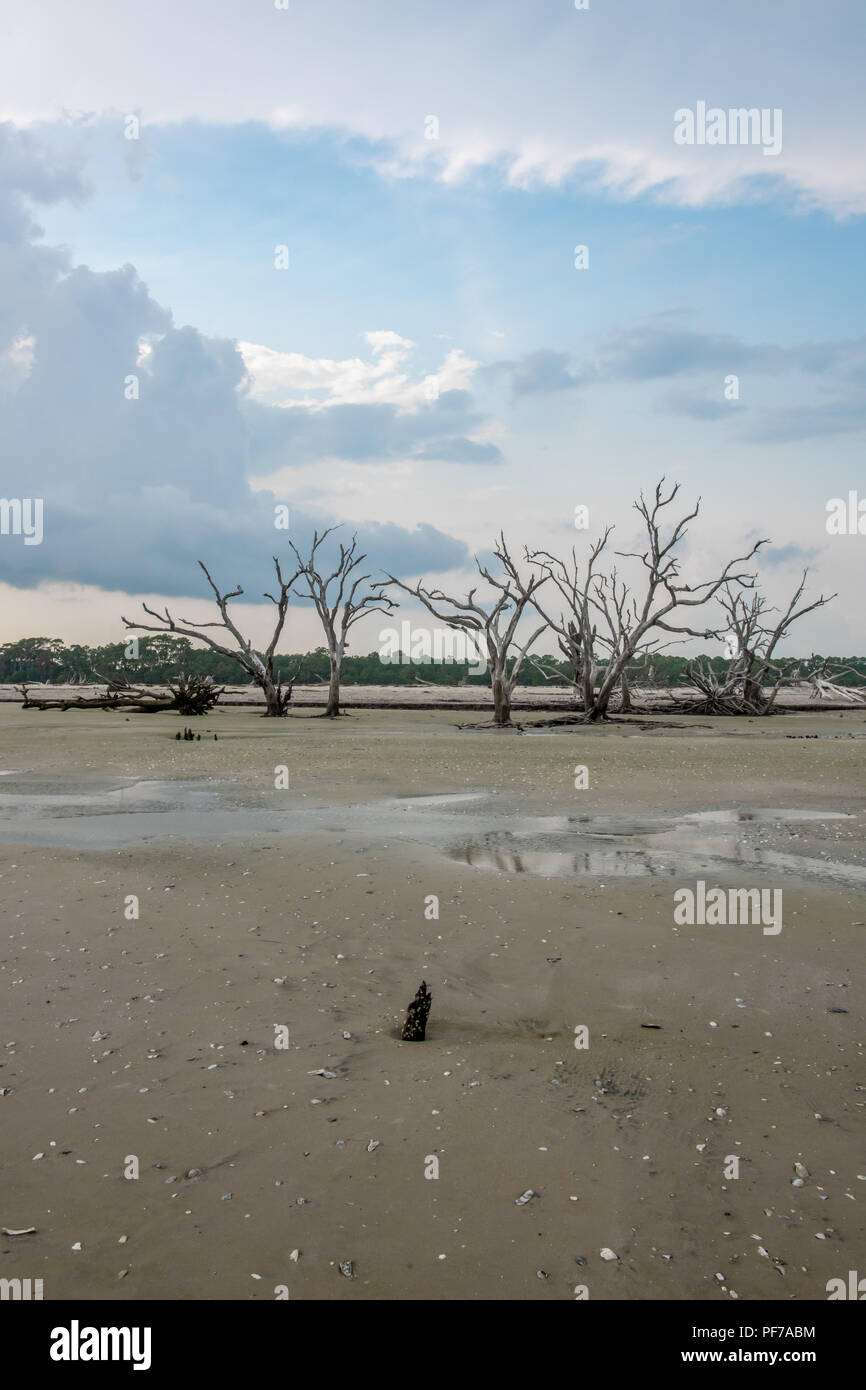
[{"xmin": 401, "ymin": 981, "xmax": 432, "ymax": 1041}]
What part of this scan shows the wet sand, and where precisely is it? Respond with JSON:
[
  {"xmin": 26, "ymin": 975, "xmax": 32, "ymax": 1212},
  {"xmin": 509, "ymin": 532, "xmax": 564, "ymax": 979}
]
[{"xmin": 0, "ymin": 704, "xmax": 864, "ymax": 1300}]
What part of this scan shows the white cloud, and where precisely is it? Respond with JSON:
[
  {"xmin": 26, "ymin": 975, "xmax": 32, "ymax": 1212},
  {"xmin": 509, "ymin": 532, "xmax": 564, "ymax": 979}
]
[
  {"xmin": 0, "ymin": 331, "xmax": 35, "ymax": 387},
  {"xmin": 239, "ymin": 334, "xmax": 479, "ymax": 411},
  {"xmin": 1, "ymin": 0, "xmax": 863, "ymax": 215},
  {"xmin": 365, "ymin": 330, "xmax": 413, "ymax": 354}
]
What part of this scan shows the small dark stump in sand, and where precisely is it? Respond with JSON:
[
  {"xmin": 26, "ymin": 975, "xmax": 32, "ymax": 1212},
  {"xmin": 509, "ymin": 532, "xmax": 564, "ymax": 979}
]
[{"xmin": 401, "ymin": 981, "xmax": 432, "ymax": 1041}]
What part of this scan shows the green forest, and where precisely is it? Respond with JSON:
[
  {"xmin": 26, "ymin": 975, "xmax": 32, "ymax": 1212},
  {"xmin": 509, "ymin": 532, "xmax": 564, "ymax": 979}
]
[{"xmin": 3, "ymin": 635, "xmax": 865, "ymax": 689}]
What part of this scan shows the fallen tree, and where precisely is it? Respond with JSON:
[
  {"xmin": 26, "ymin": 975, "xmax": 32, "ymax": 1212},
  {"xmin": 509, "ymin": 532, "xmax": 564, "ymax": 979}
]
[
  {"xmin": 19, "ymin": 671, "xmax": 225, "ymax": 714},
  {"xmin": 20, "ymin": 683, "xmax": 172, "ymax": 713},
  {"xmin": 804, "ymin": 658, "xmax": 866, "ymax": 704}
]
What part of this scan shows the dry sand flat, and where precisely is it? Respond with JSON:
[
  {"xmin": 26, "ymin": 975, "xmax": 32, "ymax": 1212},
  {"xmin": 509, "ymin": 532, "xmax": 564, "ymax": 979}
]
[
  {"xmin": 2, "ymin": 680, "xmax": 860, "ymax": 710},
  {"xmin": 0, "ymin": 704, "xmax": 864, "ymax": 1301}
]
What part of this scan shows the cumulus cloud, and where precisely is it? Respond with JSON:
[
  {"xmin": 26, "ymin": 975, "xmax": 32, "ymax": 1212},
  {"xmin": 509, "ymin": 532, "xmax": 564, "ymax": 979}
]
[
  {"xmin": 0, "ymin": 128, "xmax": 477, "ymax": 599},
  {"xmin": 239, "ymin": 333, "xmax": 479, "ymax": 411}
]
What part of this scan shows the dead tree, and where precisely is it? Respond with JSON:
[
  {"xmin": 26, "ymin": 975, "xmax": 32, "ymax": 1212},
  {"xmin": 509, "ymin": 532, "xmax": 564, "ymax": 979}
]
[
  {"xmin": 21, "ymin": 682, "xmax": 170, "ymax": 713},
  {"xmin": 121, "ymin": 559, "xmax": 300, "ymax": 716},
  {"xmin": 19, "ymin": 672, "xmax": 224, "ymax": 715},
  {"xmin": 288, "ymin": 527, "xmax": 396, "ymax": 717},
  {"xmin": 616, "ymin": 656, "xmax": 665, "ymax": 711},
  {"xmin": 589, "ymin": 561, "xmax": 700, "ymax": 715},
  {"xmin": 618, "ymin": 667, "xmax": 633, "ymax": 712},
  {"xmin": 526, "ymin": 531, "xmax": 611, "ymax": 712},
  {"xmin": 278, "ymin": 661, "xmax": 302, "ymax": 707},
  {"xmin": 805, "ymin": 658, "xmax": 866, "ymax": 704},
  {"xmin": 532, "ymin": 481, "xmax": 764, "ymax": 722},
  {"xmin": 527, "ymin": 505, "xmax": 733, "ymax": 719},
  {"xmin": 386, "ymin": 533, "xmax": 548, "ymax": 727},
  {"xmin": 94, "ymin": 667, "xmax": 223, "ymax": 715},
  {"xmin": 676, "ymin": 574, "xmax": 836, "ymax": 714},
  {"xmin": 169, "ymin": 673, "xmax": 225, "ymax": 715}
]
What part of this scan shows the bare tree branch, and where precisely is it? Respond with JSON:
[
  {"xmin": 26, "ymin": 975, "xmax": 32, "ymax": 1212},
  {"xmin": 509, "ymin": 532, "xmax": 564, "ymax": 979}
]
[
  {"xmin": 288, "ymin": 527, "xmax": 397, "ymax": 716},
  {"xmin": 122, "ymin": 557, "xmax": 301, "ymax": 715},
  {"xmin": 387, "ymin": 533, "xmax": 548, "ymax": 726}
]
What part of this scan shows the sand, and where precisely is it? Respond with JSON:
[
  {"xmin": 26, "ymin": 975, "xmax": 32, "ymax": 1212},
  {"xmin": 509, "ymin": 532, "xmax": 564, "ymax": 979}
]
[
  {"xmin": 0, "ymin": 703, "xmax": 864, "ymax": 1300},
  {"xmin": 3, "ymin": 680, "xmax": 860, "ymax": 710}
]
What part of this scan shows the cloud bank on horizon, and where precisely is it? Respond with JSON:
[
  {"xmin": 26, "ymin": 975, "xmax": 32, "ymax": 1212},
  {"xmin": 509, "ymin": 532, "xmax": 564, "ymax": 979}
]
[{"xmin": 0, "ymin": 0, "xmax": 864, "ymax": 652}]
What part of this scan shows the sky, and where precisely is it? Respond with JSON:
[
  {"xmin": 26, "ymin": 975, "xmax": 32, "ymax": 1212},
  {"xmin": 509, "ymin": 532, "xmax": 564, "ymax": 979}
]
[{"xmin": 0, "ymin": 0, "xmax": 864, "ymax": 658}]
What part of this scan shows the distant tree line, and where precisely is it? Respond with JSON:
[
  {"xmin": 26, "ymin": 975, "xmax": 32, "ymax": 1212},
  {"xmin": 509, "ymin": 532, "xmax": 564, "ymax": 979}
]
[{"xmin": 3, "ymin": 634, "xmax": 865, "ymax": 690}]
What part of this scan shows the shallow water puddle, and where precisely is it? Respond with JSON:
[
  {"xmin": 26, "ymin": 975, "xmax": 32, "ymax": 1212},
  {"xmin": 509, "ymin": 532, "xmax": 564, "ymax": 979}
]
[
  {"xmin": 0, "ymin": 777, "xmax": 861, "ymax": 887},
  {"xmin": 445, "ymin": 807, "xmax": 864, "ymax": 886},
  {"xmin": 0, "ymin": 777, "xmax": 290, "ymax": 846}
]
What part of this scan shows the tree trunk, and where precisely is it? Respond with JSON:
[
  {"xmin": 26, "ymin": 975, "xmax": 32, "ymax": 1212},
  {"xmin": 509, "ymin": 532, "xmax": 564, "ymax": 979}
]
[
  {"xmin": 742, "ymin": 675, "xmax": 764, "ymax": 712},
  {"xmin": 569, "ymin": 666, "xmax": 583, "ymax": 709},
  {"xmin": 619, "ymin": 670, "xmax": 633, "ymax": 712},
  {"xmin": 585, "ymin": 677, "xmax": 613, "ymax": 721},
  {"xmin": 492, "ymin": 672, "xmax": 511, "ymax": 725},
  {"xmin": 325, "ymin": 655, "xmax": 342, "ymax": 717},
  {"xmin": 260, "ymin": 673, "xmax": 287, "ymax": 717},
  {"xmin": 401, "ymin": 981, "xmax": 432, "ymax": 1041}
]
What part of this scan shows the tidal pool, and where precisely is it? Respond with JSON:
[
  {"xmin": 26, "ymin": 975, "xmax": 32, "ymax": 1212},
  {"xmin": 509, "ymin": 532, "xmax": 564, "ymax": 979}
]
[
  {"xmin": 446, "ymin": 807, "xmax": 863, "ymax": 886},
  {"xmin": 0, "ymin": 776, "xmax": 860, "ymax": 887}
]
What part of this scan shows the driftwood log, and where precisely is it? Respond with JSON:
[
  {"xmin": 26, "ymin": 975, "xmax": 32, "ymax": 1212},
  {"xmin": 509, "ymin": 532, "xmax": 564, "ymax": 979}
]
[
  {"xmin": 401, "ymin": 980, "xmax": 432, "ymax": 1041},
  {"xmin": 19, "ymin": 673, "xmax": 224, "ymax": 715},
  {"xmin": 19, "ymin": 685, "xmax": 172, "ymax": 713}
]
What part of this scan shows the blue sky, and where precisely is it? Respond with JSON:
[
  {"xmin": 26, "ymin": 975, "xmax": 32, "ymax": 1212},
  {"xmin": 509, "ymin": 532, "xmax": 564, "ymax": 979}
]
[
  {"xmin": 35, "ymin": 120, "xmax": 866, "ymax": 355},
  {"xmin": 0, "ymin": 0, "xmax": 864, "ymax": 653}
]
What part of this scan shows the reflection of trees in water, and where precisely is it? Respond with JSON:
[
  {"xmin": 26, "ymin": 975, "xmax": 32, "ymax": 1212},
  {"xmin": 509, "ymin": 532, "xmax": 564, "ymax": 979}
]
[
  {"xmin": 449, "ymin": 834, "xmax": 866, "ymax": 888},
  {"xmin": 450, "ymin": 841, "xmax": 657, "ymax": 878}
]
